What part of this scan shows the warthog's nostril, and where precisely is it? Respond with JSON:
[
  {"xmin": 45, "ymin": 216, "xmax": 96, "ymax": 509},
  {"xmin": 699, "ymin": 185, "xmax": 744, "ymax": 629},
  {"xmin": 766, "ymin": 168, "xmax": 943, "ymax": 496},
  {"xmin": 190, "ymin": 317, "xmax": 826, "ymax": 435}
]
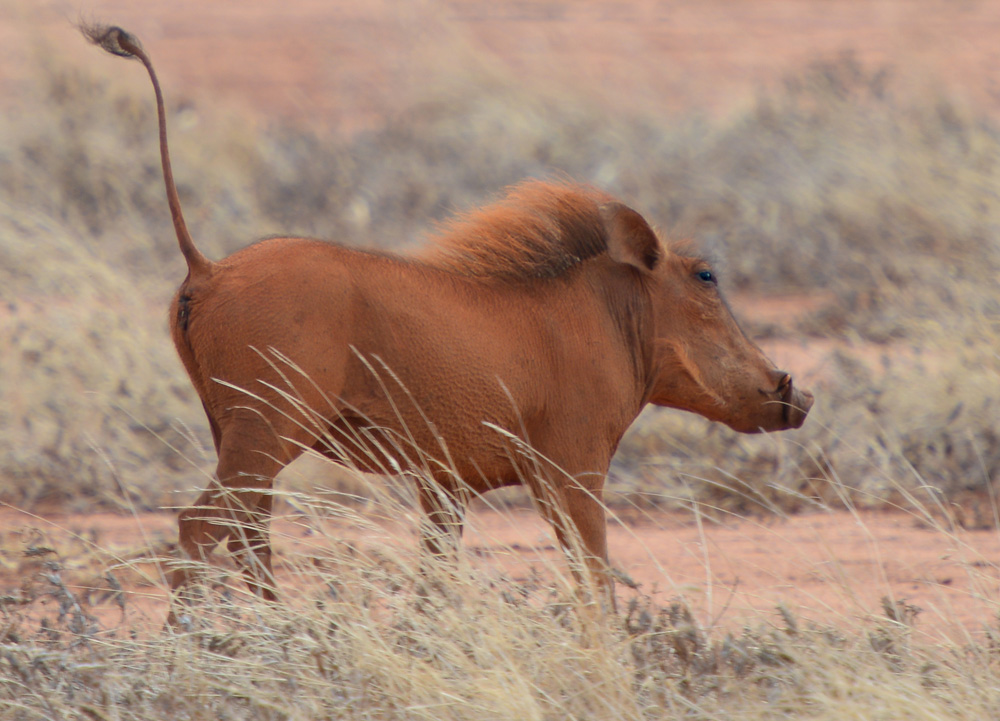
[{"xmin": 760, "ymin": 370, "xmax": 793, "ymax": 398}]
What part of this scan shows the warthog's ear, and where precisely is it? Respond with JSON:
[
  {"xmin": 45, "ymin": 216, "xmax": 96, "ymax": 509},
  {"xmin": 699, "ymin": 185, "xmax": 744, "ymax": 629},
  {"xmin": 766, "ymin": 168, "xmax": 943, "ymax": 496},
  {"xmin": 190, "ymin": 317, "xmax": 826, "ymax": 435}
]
[{"xmin": 601, "ymin": 203, "xmax": 661, "ymax": 273}]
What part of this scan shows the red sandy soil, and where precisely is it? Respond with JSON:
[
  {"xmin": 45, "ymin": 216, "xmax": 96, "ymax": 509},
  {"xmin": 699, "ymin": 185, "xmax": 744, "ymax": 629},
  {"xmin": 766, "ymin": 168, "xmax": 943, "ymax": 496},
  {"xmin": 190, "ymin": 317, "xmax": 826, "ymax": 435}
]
[
  {"xmin": 2, "ymin": 505, "xmax": 998, "ymax": 645},
  {"xmin": 7, "ymin": 1, "xmax": 1000, "ymax": 133}
]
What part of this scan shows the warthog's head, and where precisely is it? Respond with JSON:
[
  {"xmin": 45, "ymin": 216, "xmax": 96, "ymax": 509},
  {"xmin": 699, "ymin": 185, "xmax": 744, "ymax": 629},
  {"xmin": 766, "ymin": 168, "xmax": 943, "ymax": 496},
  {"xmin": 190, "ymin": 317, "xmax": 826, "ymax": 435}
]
[
  {"xmin": 603, "ymin": 203, "xmax": 814, "ymax": 433},
  {"xmin": 646, "ymin": 250, "xmax": 813, "ymax": 432}
]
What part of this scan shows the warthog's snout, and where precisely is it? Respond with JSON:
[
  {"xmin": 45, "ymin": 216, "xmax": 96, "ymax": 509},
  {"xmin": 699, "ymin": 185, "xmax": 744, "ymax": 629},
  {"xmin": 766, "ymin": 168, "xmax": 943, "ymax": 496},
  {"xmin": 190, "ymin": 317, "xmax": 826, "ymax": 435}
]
[{"xmin": 765, "ymin": 369, "xmax": 814, "ymax": 430}]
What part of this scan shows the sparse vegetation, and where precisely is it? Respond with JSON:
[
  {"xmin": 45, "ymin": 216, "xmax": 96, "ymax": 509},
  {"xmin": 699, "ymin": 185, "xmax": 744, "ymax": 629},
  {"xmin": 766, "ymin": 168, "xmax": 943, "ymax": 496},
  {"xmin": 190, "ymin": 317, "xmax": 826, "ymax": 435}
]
[
  {"xmin": 2, "ymin": 44, "xmax": 997, "ymax": 516},
  {"xmin": 2, "ymin": 482, "xmax": 1000, "ymax": 720},
  {"xmin": 1, "ymin": 11, "xmax": 1000, "ymax": 719}
]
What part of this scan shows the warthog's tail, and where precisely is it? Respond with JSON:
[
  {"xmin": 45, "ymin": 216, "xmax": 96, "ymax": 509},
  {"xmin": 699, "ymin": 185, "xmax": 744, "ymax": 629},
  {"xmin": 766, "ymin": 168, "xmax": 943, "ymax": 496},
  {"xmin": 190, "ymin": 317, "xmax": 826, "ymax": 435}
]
[{"xmin": 80, "ymin": 24, "xmax": 212, "ymax": 281}]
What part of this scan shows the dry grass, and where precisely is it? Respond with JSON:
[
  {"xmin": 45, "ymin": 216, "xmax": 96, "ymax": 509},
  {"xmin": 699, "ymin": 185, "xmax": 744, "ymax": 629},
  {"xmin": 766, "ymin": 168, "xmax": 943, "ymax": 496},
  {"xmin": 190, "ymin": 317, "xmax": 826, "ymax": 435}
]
[
  {"xmin": 1, "ymin": 23, "xmax": 1000, "ymax": 718},
  {"xmin": 2, "ymin": 478, "xmax": 1000, "ymax": 720},
  {"xmin": 2, "ymin": 48, "xmax": 998, "ymax": 515}
]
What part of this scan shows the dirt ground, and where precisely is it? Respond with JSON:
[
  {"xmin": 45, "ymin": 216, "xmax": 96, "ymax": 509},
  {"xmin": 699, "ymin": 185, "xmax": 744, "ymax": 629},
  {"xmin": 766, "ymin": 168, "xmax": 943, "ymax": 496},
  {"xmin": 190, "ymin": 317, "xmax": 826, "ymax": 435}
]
[
  {"xmin": 3, "ymin": 505, "xmax": 999, "ymax": 644},
  {"xmin": 8, "ymin": 1, "xmax": 1000, "ymax": 131},
  {"xmin": 3, "ymin": 1, "xmax": 999, "ymax": 639}
]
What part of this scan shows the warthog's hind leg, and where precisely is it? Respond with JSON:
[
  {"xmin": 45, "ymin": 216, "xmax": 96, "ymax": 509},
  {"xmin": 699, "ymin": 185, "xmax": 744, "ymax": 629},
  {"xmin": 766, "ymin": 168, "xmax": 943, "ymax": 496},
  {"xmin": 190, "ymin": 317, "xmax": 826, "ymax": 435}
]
[
  {"xmin": 166, "ymin": 419, "xmax": 296, "ymax": 627},
  {"xmin": 225, "ymin": 490, "xmax": 276, "ymax": 601}
]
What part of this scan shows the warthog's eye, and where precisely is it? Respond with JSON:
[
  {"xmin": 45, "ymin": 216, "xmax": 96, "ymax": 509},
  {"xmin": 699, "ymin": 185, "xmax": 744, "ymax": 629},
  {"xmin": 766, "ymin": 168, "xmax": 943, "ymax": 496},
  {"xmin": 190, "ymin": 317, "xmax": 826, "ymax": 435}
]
[{"xmin": 697, "ymin": 269, "xmax": 717, "ymax": 284}]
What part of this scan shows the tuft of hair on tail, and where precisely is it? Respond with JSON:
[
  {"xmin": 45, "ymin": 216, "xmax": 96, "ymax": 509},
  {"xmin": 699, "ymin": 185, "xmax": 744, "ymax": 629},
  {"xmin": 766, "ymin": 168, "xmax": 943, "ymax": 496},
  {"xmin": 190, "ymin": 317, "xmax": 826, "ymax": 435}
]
[{"xmin": 79, "ymin": 23, "xmax": 141, "ymax": 60}]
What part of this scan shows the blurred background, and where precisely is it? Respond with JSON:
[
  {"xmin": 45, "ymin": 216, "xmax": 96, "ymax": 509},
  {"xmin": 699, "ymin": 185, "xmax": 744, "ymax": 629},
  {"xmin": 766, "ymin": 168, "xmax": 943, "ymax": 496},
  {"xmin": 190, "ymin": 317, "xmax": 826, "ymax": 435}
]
[{"xmin": 1, "ymin": 0, "xmax": 998, "ymax": 523}]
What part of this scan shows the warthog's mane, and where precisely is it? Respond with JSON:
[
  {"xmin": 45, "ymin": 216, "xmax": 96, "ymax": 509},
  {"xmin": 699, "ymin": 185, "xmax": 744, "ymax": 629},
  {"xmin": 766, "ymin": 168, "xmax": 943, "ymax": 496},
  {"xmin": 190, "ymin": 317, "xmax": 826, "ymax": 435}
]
[{"xmin": 419, "ymin": 180, "xmax": 623, "ymax": 281}]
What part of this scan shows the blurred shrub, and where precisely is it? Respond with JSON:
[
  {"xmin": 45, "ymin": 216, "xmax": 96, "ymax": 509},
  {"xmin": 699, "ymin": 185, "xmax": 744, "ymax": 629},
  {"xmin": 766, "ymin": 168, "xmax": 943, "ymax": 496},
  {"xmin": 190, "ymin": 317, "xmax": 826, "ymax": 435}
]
[
  {"xmin": 0, "ymin": 205, "xmax": 208, "ymax": 510},
  {"xmin": 1, "ymin": 50, "xmax": 998, "ymax": 514}
]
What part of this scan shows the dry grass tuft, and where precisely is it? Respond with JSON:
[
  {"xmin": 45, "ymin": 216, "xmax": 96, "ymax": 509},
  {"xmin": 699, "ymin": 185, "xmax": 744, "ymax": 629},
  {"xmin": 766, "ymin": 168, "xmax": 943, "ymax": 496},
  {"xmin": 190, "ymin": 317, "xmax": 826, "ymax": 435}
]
[{"xmin": 2, "ymin": 484, "xmax": 1000, "ymax": 720}]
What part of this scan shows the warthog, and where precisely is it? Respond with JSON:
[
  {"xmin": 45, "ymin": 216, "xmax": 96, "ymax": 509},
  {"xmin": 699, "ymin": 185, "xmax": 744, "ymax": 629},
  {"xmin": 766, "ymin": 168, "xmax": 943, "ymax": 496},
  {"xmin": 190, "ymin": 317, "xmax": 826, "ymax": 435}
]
[{"xmin": 83, "ymin": 24, "xmax": 813, "ymax": 621}]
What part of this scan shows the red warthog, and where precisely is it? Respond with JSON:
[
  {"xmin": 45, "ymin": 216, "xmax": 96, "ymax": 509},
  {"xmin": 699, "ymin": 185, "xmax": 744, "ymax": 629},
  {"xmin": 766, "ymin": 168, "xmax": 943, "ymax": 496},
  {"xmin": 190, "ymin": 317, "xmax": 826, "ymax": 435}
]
[{"xmin": 84, "ymin": 25, "xmax": 813, "ymax": 621}]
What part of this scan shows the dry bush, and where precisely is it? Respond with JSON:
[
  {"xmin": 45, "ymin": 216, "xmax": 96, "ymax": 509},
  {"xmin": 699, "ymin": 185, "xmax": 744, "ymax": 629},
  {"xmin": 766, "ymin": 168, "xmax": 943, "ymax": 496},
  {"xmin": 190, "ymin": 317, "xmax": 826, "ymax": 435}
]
[
  {"xmin": 0, "ymin": 204, "xmax": 208, "ymax": 510},
  {"xmin": 1, "ymin": 42, "xmax": 999, "ymax": 515}
]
